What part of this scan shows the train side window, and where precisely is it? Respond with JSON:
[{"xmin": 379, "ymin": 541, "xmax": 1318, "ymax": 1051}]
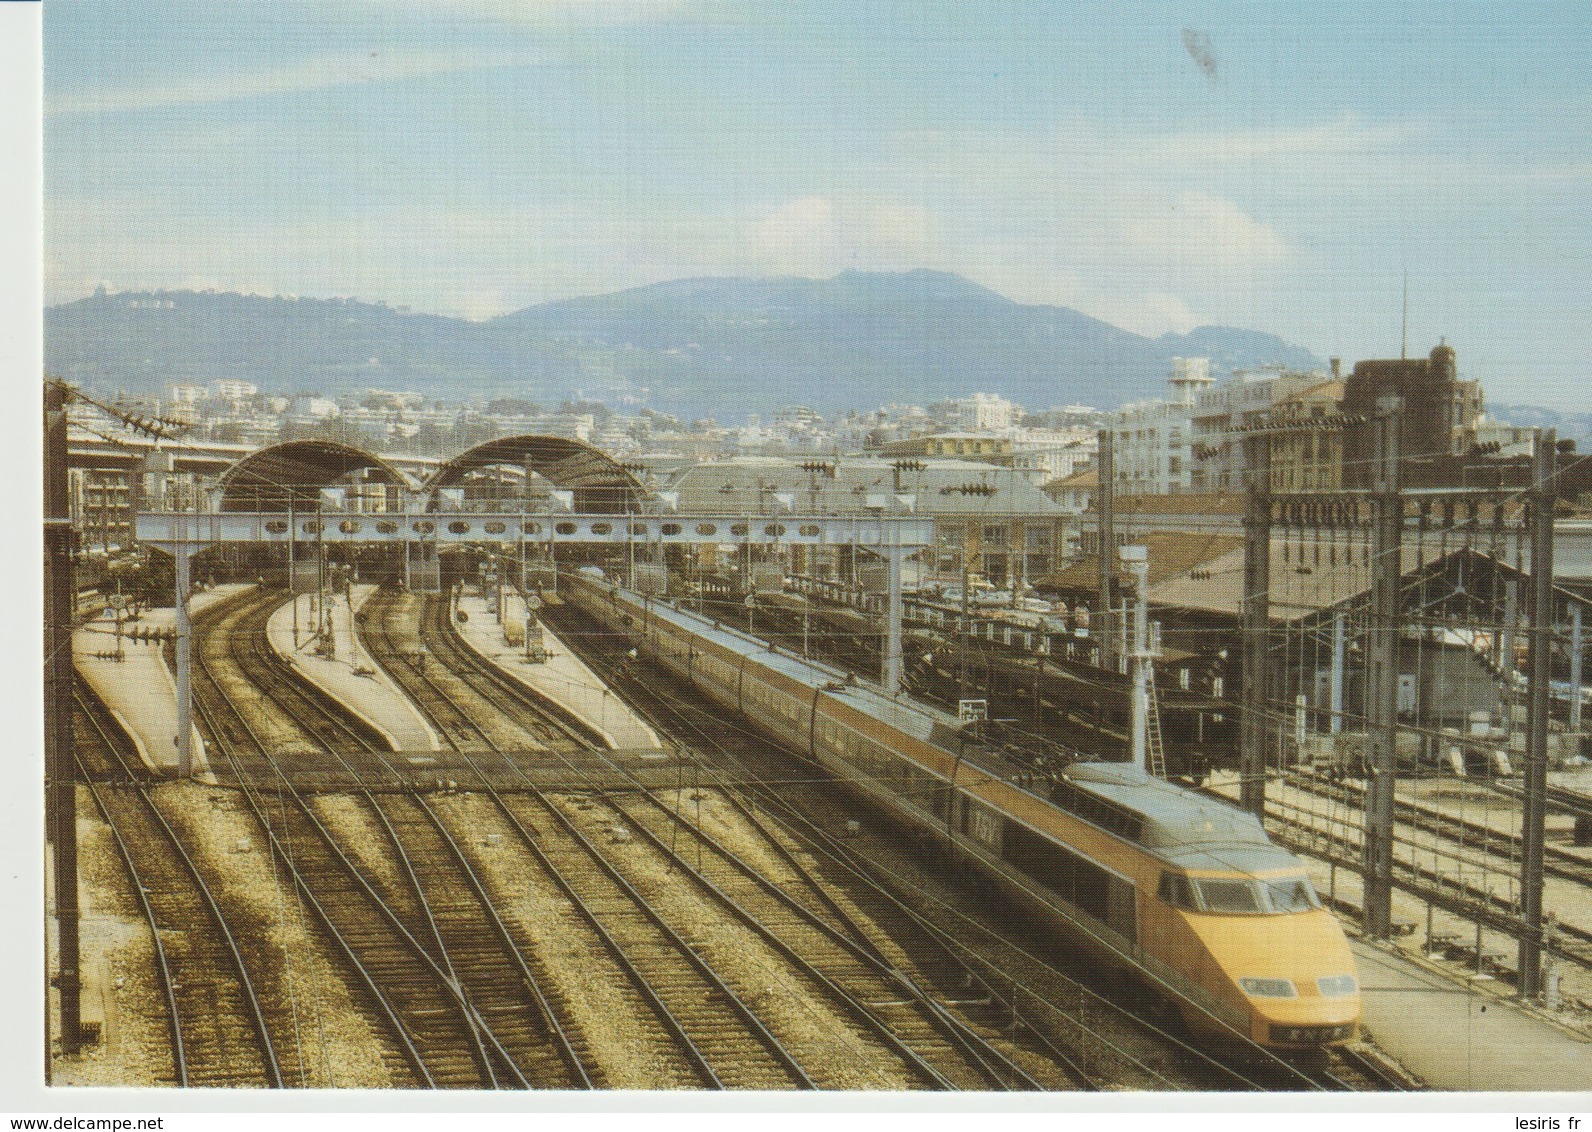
[
  {"xmin": 1002, "ymin": 820, "xmax": 1109, "ymax": 923},
  {"xmin": 1157, "ymin": 871, "xmax": 1196, "ymax": 910},
  {"xmin": 1107, "ymin": 876, "xmax": 1136, "ymax": 942}
]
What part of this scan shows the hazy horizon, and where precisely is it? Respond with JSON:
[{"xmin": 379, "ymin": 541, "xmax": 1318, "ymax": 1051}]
[{"xmin": 45, "ymin": 1, "xmax": 1592, "ymax": 408}]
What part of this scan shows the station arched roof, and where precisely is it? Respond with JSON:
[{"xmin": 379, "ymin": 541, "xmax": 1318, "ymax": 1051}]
[
  {"xmin": 218, "ymin": 440, "xmax": 413, "ymax": 511},
  {"xmin": 423, "ymin": 435, "xmax": 643, "ymax": 512}
]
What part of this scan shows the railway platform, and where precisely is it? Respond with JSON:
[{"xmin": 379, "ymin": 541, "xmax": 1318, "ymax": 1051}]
[
  {"xmin": 265, "ymin": 584, "xmax": 440, "ymax": 752},
  {"xmin": 71, "ymin": 582, "xmax": 253, "ymax": 777},
  {"xmin": 452, "ymin": 591, "xmax": 660, "ymax": 750},
  {"xmin": 1353, "ymin": 937, "xmax": 1591, "ymax": 1090}
]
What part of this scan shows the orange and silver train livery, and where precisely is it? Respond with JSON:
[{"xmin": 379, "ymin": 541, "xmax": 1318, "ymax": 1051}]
[{"xmin": 567, "ymin": 576, "xmax": 1360, "ymax": 1050}]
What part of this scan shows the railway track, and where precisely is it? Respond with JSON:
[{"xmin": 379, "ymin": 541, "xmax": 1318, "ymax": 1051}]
[
  {"xmin": 362, "ymin": 585, "xmax": 1078, "ymax": 1089},
  {"xmin": 417, "ymin": 590, "xmax": 610, "ymax": 749},
  {"xmin": 541, "ymin": 597, "xmax": 1362, "ymax": 1093},
  {"xmin": 585, "ymin": 776, "xmax": 1055, "ymax": 1089},
  {"xmin": 1224, "ymin": 784, "xmax": 1592, "ymax": 974},
  {"xmin": 1327, "ymin": 1044, "xmax": 1415, "ymax": 1091},
  {"xmin": 72, "ymin": 679, "xmax": 284, "ymax": 1088},
  {"xmin": 373, "ymin": 594, "xmax": 843, "ymax": 1085},
  {"xmin": 359, "ymin": 588, "xmax": 820, "ymax": 1087},
  {"xmin": 189, "ymin": 587, "xmax": 393, "ymax": 778},
  {"xmin": 1283, "ymin": 770, "xmax": 1592, "ymax": 888},
  {"xmin": 190, "ymin": 587, "xmax": 593, "ymax": 1089}
]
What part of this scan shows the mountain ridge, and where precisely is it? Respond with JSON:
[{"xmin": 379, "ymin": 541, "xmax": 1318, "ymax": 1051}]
[{"xmin": 45, "ymin": 272, "xmax": 1324, "ymax": 417}]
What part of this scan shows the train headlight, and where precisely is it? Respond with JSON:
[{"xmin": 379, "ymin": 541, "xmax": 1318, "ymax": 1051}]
[
  {"xmin": 1316, "ymin": 974, "xmax": 1358, "ymax": 997},
  {"xmin": 1239, "ymin": 977, "xmax": 1297, "ymax": 998}
]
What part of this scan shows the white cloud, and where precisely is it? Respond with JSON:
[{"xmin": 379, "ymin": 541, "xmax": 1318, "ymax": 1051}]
[
  {"xmin": 1132, "ymin": 115, "xmax": 1419, "ymax": 164},
  {"xmin": 751, "ymin": 195, "xmax": 836, "ymax": 269},
  {"xmin": 1089, "ymin": 292, "xmax": 1202, "ymax": 338},
  {"xmin": 48, "ymin": 49, "xmax": 528, "ymax": 116},
  {"xmin": 364, "ymin": 0, "xmax": 686, "ymax": 26},
  {"xmin": 746, "ymin": 195, "xmax": 936, "ymax": 276},
  {"xmin": 1116, "ymin": 191, "xmax": 1290, "ymax": 266}
]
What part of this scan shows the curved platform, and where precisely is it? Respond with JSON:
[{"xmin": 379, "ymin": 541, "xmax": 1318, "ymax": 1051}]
[
  {"xmin": 71, "ymin": 583, "xmax": 255, "ymax": 778},
  {"xmin": 265, "ymin": 584, "xmax": 440, "ymax": 752},
  {"xmin": 451, "ymin": 590, "xmax": 660, "ymax": 751}
]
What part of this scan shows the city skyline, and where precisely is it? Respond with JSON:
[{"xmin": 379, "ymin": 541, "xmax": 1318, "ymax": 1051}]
[{"xmin": 44, "ymin": 1, "xmax": 1592, "ymax": 408}]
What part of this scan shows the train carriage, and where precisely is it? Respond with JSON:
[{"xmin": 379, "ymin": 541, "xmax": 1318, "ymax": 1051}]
[{"xmin": 570, "ymin": 576, "xmax": 1360, "ymax": 1051}]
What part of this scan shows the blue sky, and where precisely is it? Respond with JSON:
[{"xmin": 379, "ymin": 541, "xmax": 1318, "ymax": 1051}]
[{"xmin": 42, "ymin": 0, "xmax": 1592, "ymax": 407}]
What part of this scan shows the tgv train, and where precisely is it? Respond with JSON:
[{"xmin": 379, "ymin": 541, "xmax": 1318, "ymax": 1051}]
[{"xmin": 566, "ymin": 576, "xmax": 1361, "ymax": 1050}]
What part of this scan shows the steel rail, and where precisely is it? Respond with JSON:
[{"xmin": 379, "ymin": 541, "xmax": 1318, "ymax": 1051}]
[
  {"xmin": 73, "ymin": 683, "xmax": 284, "ymax": 1087},
  {"xmin": 360, "ymin": 591, "xmax": 728, "ymax": 1086},
  {"xmin": 357, "ymin": 588, "xmax": 781, "ymax": 1089},
  {"xmin": 345, "ymin": 776, "xmax": 507, "ymax": 1088},
  {"xmin": 589, "ymin": 769, "xmax": 1044, "ymax": 1089},
  {"xmin": 1284, "ymin": 771, "xmax": 1592, "ymax": 887},
  {"xmin": 423, "ymin": 593, "xmax": 609, "ymax": 751},
  {"xmin": 480, "ymin": 771, "xmax": 820, "ymax": 1088},
  {"xmin": 410, "ymin": 590, "xmax": 1012, "ymax": 1088},
  {"xmin": 190, "ymin": 589, "xmax": 529, "ymax": 1087},
  {"xmin": 219, "ymin": 591, "xmax": 581, "ymax": 1089},
  {"xmin": 702, "ymin": 781, "xmax": 1084, "ymax": 1089},
  {"xmin": 377, "ymin": 589, "xmax": 825, "ymax": 1087},
  {"xmin": 187, "ymin": 613, "xmax": 443, "ymax": 1087},
  {"xmin": 568, "ymin": 663, "xmax": 1198, "ymax": 1092},
  {"xmin": 369, "ymin": 756, "xmax": 597, "ymax": 1090},
  {"xmin": 456, "ymin": 599, "xmax": 1074, "ymax": 1090},
  {"xmin": 194, "ymin": 667, "xmax": 519, "ymax": 1088},
  {"xmin": 1239, "ymin": 795, "xmax": 1592, "ymax": 971},
  {"xmin": 1333, "ymin": 1045, "xmax": 1414, "ymax": 1091},
  {"xmin": 545, "ymin": 597, "xmax": 1316, "ymax": 1093},
  {"xmin": 589, "ymin": 781, "xmax": 994, "ymax": 1090},
  {"xmin": 1254, "ymin": 785, "xmax": 1592, "ymax": 959}
]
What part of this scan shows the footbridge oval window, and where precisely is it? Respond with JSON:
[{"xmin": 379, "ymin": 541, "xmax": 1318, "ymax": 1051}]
[
  {"xmin": 301, "ymin": 520, "xmax": 323, "ymax": 535},
  {"xmin": 764, "ymin": 523, "xmax": 786, "ymax": 537},
  {"xmin": 799, "ymin": 524, "xmax": 820, "ymax": 537},
  {"xmin": 264, "ymin": 520, "xmax": 289, "ymax": 535},
  {"xmin": 730, "ymin": 523, "xmax": 749, "ymax": 537},
  {"xmin": 630, "ymin": 523, "xmax": 648, "ymax": 536},
  {"xmin": 555, "ymin": 522, "xmax": 577, "ymax": 535},
  {"xmin": 661, "ymin": 523, "xmax": 682, "ymax": 536},
  {"xmin": 695, "ymin": 523, "xmax": 718, "ymax": 537},
  {"xmin": 412, "ymin": 520, "xmax": 435, "ymax": 534},
  {"xmin": 338, "ymin": 520, "xmax": 362, "ymax": 535},
  {"xmin": 448, "ymin": 521, "xmax": 471, "ymax": 534},
  {"xmin": 484, "ymin": 521, "xmax": 507, "ymax": 535},
  {"xmin": 591, "ymin": 522, "xmax": 613, "ymax": 535},
  {"xmin": 375, "ymin": 520, "xmax": 398, "ymax": 535},
  {"xmin": 522, "ymin": 521, "xmax": 542, "ymax": 535}
]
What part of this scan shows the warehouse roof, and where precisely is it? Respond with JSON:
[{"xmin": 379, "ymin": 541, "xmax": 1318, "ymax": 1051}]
[{"xmin": 665, "ymin": 455, "xmax": 1068, "ymax": 516}]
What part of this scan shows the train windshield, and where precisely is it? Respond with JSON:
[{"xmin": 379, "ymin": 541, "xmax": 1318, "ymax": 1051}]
[
  {"xmin": 1182, "ymin": 873, "xmax": 1322, "ymax": 915},
  {"xmin": 1263, "ymin": 875, "xmax": 1321, "ymax": 913},
  {"xmin": 1194, "ymin": 878, "xmax": 1264, "ymax": 913}
]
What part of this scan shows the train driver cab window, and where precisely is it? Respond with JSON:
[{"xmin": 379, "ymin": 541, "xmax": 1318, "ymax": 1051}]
[
  {"xmin": 1183, "ymin": 876, "xmax": 1320, "ymax": 915},
  {"xmin": 1192, "ymin": 878, "xmax": 1263, "ymax": 914},
  {"xmin": 1157, "ymin": 871, "xmax": 1196, "ymax": 910},
  {"xmin": 1263, "ymin": 874, "xmax": 1321, "ymax": 913}
]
